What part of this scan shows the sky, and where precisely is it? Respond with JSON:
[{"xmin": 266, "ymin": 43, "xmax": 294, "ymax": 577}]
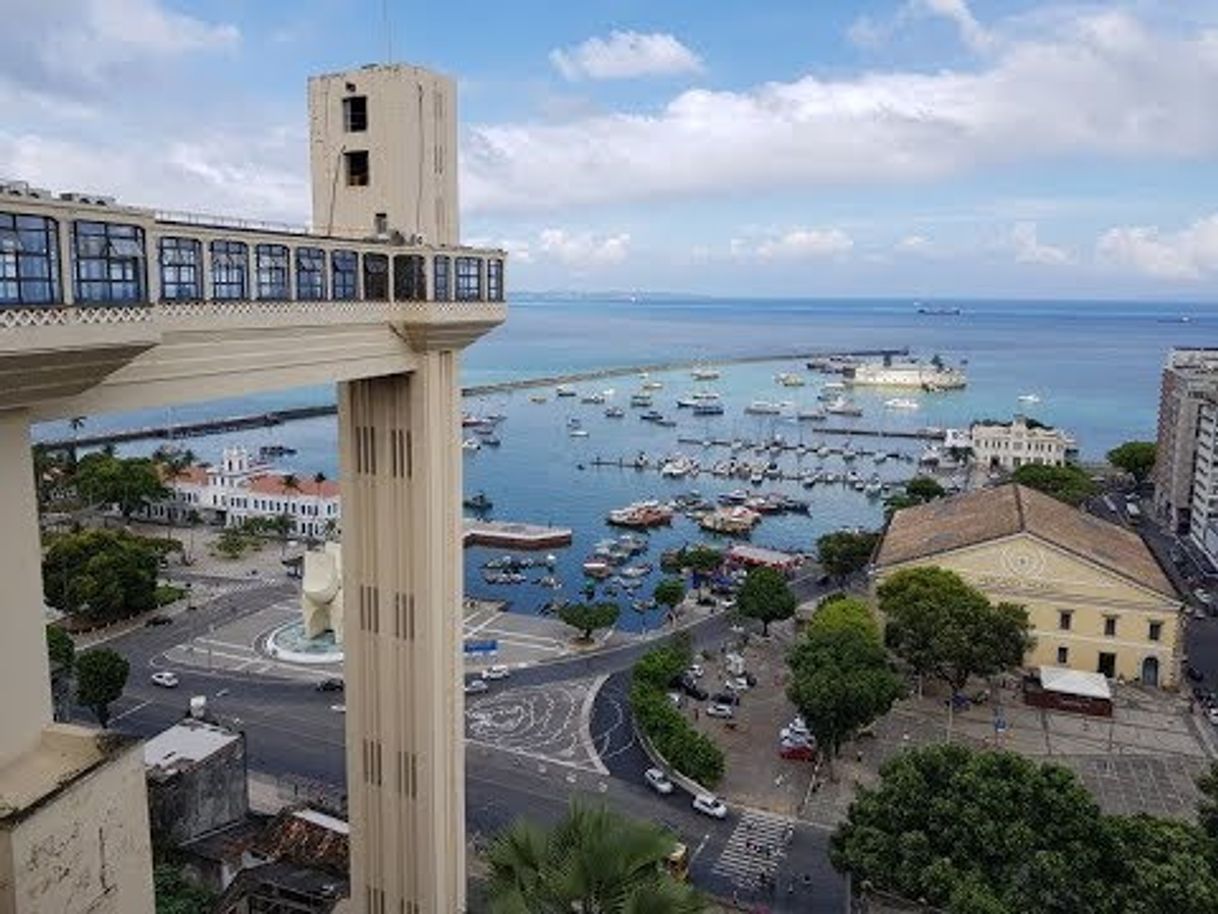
[{"xmin": 1, "ymin": 0, "xmax": 1217, "ymax": 299}]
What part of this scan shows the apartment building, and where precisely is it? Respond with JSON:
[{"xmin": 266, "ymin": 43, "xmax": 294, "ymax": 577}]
[{"xmin": 1152, "ymin": 348, "xmax": 1218, "ymax": 534}]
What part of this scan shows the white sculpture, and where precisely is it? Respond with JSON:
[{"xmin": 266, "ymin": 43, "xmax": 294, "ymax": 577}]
[{"xmin": 301, "ymin": 542, "xmax": 343, "ymax": 645}]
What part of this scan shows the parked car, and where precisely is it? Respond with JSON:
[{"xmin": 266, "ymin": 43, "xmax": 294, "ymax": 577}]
[
  {"xmin": 645, "ymin": 767, "xmax": 675, "ymax": 795},
  {"xmin": 725, "ymin": 676, "xmax": 750, "ymax": 692},
  {"xmin": 1196, "ymin": 588, "xmax": 1213, "ymax": 606},
  {"xmin": 465, "ymin": 679, "xmax": 489, "ymax": 694},
  {"xmin": 742, "ymin": 671, "xmax": 758, "ymax": 687},
  {"xmin": 150, "ymin": 671, "xmax": 179, "ymax": 688},
  {"xmin": 706, "ymin": 702, "xmax": 734, "ymax": 719},
  {"xmin": 315, "ymin": 677, "xmax": 345, "ymax": 693},
  {"xmin": 779, "ymin": 742, "xmax": 816, "ymax": 761},
  {"xmin": 687, "ymin": 664, "xmax": 704, "ymax": 679},
  {"xmin": 1187, "ymin": 665, "xmax": 1205, "ymax": 683},
  {"xmin": 679, "ymin": 676, "xmax": 709, "ymax": 701},
  {"xmin": 711, "ymin": 691, "xmax": 740, "ymax": 707},
  {"xmin": 144, "ymin": 614, "xmax": 173, "ymax": 627},
  {"xmin": 692, "ymin": 794, "xmax": 728, "ymax": 819},
  {"xmin": 482, "ymin": 665, "xmax": 510, "ymax": 681},
  {"xmin": 1209, "ymin": 707, "xmax": 1218, "ymax": 726}
]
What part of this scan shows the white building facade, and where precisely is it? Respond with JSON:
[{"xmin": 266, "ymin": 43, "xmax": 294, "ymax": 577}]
[
  {"xmin": 969, "ymin": 415, "xmax": 1078, "ymax": 471},
  {"xmin": 1191, "ymin": 400, "xmax": 1218, "ymax": 566},
  {"xmin": 145, "ymin": 447, "xmax": 341, "ymax": 539}
]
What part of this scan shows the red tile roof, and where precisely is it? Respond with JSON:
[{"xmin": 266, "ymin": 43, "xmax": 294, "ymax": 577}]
[{"xmin": 247, "ymin": 474, "xmax": 340, "ymax": 499}]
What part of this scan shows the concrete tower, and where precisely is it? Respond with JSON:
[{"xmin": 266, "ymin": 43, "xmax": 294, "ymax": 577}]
[{"xmin": 309, "ymin": 64, "xmax": 460, "ymax": 245}]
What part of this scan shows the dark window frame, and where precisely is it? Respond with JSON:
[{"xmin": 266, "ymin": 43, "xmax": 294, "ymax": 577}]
[
  {"xmin": 343, "ymin": 95, "xmax": 368, "ymax": 132},
  {"xmin": 210, "ymin": 240, "xmax": 249, "ymax": 300},
  {"xmin": 158, "ymin": 237, "xmax": 203, "ymax": 301},
  {"xmin": 1058, "ymin": 611, "xmax": 1072, "ymax": 631},
  {"xmin": 433, "ymin": 255, "xmax": 451, "ymax": 302},
  {"xmin": 345, "ymin": 150, "xmax": 370, "ymax": 187},
  {"xmin": 255, "ymin": 243, "xmax": 291, "ymax": 300},
  {"xmin": 0, "ymin": 212, "xmax": 60, "ymax": 305},
  {"xmin": 362, "ymin": 252, "xmax": 388, "ymax": 301},
  {"xmin": 455, "ymin": 256, "xmax": 482, "ymax": 301},
  {"xmin": 1056, "ymin": 645, "xmax": 1069, "ymax": 664},
  {"xmin": 1148, "ymin": 621, "xmax": 1162, "ymax": 642},
  {"xmin": 332, "ymin": 249, "xmax": 358, "ymax": 300},
  {"xmin": 295, "ymin": 247, "xmax": 327, "ymax": 301},
  {"xmin": 393, "ymin": 254, "xmax": 427, "ymax": 301},
  {"xmin": 487, "ymin": 258, "xmax": 504, "ymax": 302},
  {"xmin": 72, "ymin": 220, "xmax": 146, "ymax": 304}
]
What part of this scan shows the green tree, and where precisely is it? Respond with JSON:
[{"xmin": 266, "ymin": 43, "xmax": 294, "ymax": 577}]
[
  {"xmin": 46, "ymin": 625, "xmax": 76, "ymax": 672},
  {"xmin": 558, "ymin": 601, "xmax": 620, "ymax": 641},
  {"xmin": 486, "ymin": 802, "xmax": 703, "ymax": 914},
  {"xmin": 1011, "ymin": 463, "xmax": 1096, "ymax": 506},
  {"xmin": 1098, "ymin": 814, "xmax": 1218, "ymax": 914},
  {"xmin": 654, "ymin": 577, "xmax": 686, "ymax": 611},
  {"xmin": 43, "ymin": 529, "xmax": 159, "ymax": 623},
  {"xmin": 74, "ymin": 452, "xmax": 167, "ymax": 519},
  {"xmin": 75, "ymin": 648, "xmax": 129, "ymax": 728},
  {"xmin": 787, "ymin": 625, "xmax": 902, "ymax": 763},
  {"xmin": 809, "ymin": 595, "xmax": 880, "ymax": 641},
  {"xmin": 1107, "ymin": 441, "xmax": 1156, "ymax": 484},
  {"xmin": 817, "ymin": 530, "xmax": 881, "ymax": 580},
  {"xmin": 831, "ymin": 745, "xmax": 1109, "ymax": 913},
  {"xmin": 884, "ymin": 475, "xmax": 947, "ymax": 515},
  {"xmin": 154, "ymin": 863, "xmax": 216, "ymax": 914},
  {"xmin": 736, "ymin": 566, "xmax": 796, "ymax": 636},
  {"xmin": 683, "ymin": 545, "xmax": 722, "ymax": 574},
  {"xmin": 1197, "ymin": 762, "xmax": 1218, "ymax": 842}
]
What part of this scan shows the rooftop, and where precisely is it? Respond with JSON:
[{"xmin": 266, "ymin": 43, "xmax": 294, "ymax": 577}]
[
  {"xmin": 143, "ymin": 719, "xmax": 241, "ymax": 780},
  {"xmin": 248, "ymin": 474, "xmax": 341, "ymax": 499},
  {"xmin": 876, "ymin": 483, "xmax": 1176, "ymax": 598},
  {"xmin": 253, "ymin": 806, "xmax": 350, "ymax": 876}
]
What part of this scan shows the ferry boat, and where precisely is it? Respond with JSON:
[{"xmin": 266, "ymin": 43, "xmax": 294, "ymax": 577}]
[
  {"xmin": 744, "ymin": 400, "xmax": 782, "ymax": 415},
  {"xmin": 607, "ymin": 501, "xmax": 674, "ymax": 528},
  {"xmin": 845, "ymin": 359, "xmax": 967, "ymax": 390}
]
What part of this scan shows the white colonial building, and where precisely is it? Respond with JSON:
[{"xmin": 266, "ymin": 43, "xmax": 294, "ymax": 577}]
[
  {"xmin": 966, "ymin": 415, "xmax": 1078, "ymax": 471},
  {"xmin": 145, "ymin": 446, "xmax": 340, "ymax": 539}
]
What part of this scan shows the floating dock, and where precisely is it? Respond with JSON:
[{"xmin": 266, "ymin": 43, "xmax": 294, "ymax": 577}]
[{"xmin": 462, "ymin": 519, "xmax": 573, "ymax": 550}]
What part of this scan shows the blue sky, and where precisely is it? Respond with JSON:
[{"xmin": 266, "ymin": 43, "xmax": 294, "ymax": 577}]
[{"xmin": 1, "ymin": 0, "xmax": 1217, "ymax": 298}]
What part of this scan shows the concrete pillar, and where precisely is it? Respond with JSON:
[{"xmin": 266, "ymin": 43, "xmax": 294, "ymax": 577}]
[
  {"xmin": 0, "ymin": 410, "xmax": 53, "ymax": 767},
  {"xmin": 338, "ymin": 349, "xmax": 465, "ymax": 914}
]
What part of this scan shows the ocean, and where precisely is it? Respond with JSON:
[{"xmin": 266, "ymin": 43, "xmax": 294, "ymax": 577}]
[{"xmin": 39, "ymin": 298, "xmax": 1216, "ymax": 631}]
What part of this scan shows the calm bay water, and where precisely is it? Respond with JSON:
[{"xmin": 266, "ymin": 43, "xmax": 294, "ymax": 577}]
[{"xmin": 40, "ymin": 298, "xmax": 1217, "ymax": 631}]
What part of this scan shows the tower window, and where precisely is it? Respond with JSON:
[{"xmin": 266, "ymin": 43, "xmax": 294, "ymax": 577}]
[
  {"xmin": 343, "ymin": 96, "xmax": 368, "ymax": 132},
  {"xmin": 345, "ymin": 151, "xmax": 370, "ymax": 187}
]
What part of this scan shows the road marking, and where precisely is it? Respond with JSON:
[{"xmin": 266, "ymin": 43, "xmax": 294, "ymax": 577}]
[
  {"xmin": 711, "ymin": 811, "xmax": 795, "ymax": 887},
  {"xmin": 580, "ymin": 674, "xmax": 611, "ymax": 776},
  {"xmin": 465, "ymin": 738, "xmax": 602, "ymax": 774},
  {"xmin": 110, "ymin": 699, "xmax": 153, "ymax": 723}
]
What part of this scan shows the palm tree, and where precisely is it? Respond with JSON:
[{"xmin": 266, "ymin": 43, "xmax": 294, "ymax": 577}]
[
  {"xmin": 152, "ymin": 446, "xmax": 196, "ymax": 557},
  {"xmin": 313, "ymin": 471, "xmax": 327, "ymax": 485},
  {"xmin": 486, "ymin": 802, "xmax": 703, "ymax": 914}
]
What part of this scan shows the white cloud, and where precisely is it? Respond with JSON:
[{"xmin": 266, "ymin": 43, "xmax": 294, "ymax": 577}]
[
  {"xmin": 537, "ymin": 229, "xmax": 632, "ymax": 266},
  {"xmin": 465, "ymin": 10, "xmax": 1218, "ymax": 214},
  {"xmin": 920, "ymin": 0, "xmax": 995, "ymax": 52},
  {"xmin": 849, "ymin": 0, "xmax": 994, "ymax": 53},
  {"xmin": 1010, "ymin": 221, "xmax": 1071, "ymax": 265},
  {"xmin": 896, "ymin": 234, "xmax": 935, "ymax": 254},
  {"xmin": 1097, "ymin": 215, "xmax": 1218, "ymax": 280},
  {"xmin": 753, "ymin": 228, "xmax": 854, "ymax": 260},
  {"xmin": 550, "ymin": 31, "xmax": 703, "ymax": 81}
]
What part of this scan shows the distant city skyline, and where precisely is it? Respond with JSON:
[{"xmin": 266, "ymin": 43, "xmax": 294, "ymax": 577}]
[{"xmin": 1, "ymin": 0, "xmax": 1216, "ymax": 298}]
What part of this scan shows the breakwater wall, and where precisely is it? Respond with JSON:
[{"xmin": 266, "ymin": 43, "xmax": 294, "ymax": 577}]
[{"xmin": 39, "ymin": 347, "xmax": 909, "ymax": 451}]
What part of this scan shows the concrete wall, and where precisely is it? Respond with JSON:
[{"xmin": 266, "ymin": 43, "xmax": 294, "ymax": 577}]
[
  {"xmin": 309, "ymin": 64, "xmax": 459, "ymax": 245},
  {"xmin": 0, "ymin": 742, "xmax": 154, "ymax": 914},
  {"xmin": 147, "ymin": 733, "xmax": 249, "ymax": 846},
  {"xmin": 876, "ymin": 533, "xmax": 1184, "ymax": 688}
]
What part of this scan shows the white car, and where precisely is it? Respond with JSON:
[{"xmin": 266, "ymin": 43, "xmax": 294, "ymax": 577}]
[
  {"xmin": 781, "ymin": 726, "xmax": 811, "ymax": 743},
  {"xmin": 706, "ymin": 702, "xmax": 734, "ymax": 719},
  {"xmin": 150, "ymin": 671, "xmax": 179, "ymax": 688},
  {"xmin": 1196, "ymin": 589, "xmax": 1213, "ymax": 606},
  {"xmin": 687, "ymin": 664, "xmax": 704, "ymax": 679},
  {"xmin": 464, "ymin": 679, "xmax": 489, "ymax": 694},
  {"xmin": 645, "ymin": 767, "xmax": 675, "ymax": 795},
  {"xmin": 725, "ymin": 677, "xmax": 750, "ymax": 692},
  {"xmin": 692, "ymin": 793, "xmax": 728, "ymax": 819},
  {"xmin": 482, "ymin": 665, "xmax": 510, "ymax": 681},
  {"xmin": 780, "ymin": 734, "xmax": 815, "ymax": 750}
]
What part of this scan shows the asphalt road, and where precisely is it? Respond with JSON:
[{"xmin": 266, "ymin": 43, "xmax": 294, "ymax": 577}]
[{"xmin": 94, "ymin": 580, "xmax": 846, "ymax": 910}]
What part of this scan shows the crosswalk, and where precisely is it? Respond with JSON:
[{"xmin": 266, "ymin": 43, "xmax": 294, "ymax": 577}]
[{"xmin": 711, "ymin": 810, "xmax": 794, "ymax": 888}]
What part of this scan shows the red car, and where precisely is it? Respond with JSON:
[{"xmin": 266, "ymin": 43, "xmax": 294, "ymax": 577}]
[{"xmin": 779, "ymin": 742, "xmax": 816, "ymax": 761}]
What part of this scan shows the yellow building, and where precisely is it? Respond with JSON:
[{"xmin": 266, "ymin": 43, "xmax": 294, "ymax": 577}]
[{"xmin": 874, "ymin": 484, "xmax": 1183, "ymax": 688}]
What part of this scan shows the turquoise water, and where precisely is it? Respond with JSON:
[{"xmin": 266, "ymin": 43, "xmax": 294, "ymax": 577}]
[{"xmin": 40, "ymin": 297, "xmax": 1217, "ymax": 630}]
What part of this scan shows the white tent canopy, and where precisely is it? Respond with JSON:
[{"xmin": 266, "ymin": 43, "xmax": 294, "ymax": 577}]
[{"xmin": 1038, "ymin": 665, "xmax": 1112, "ymax": 700}]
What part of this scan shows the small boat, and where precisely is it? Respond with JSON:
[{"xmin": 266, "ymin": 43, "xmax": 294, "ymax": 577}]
[
  {"xmin": 481, "ymin": 435, "xmax": 502, "ymax": 447},
  {"xmin": 655, "ymin": 418, "xmax": 677, "ymax": 428},
  {"xmin": 797, "ymin": 408, "xmax": 827, "ymax": 422},
  {"xmin": 556, "ymin": 385, "xmax": 576, "ymax": 398},
  {"xmin": 776, "ymin": 372, "xmax": 806, "ymax": 387},
  {"xmin": 567, "ymin": 417, "xmax": 582, "ymax": 428},
  {"xmin": 605, "ymin": 406, "xmax": 625, "ymax": 418},
  {"xmin": 462, "ymin": 438, "xmax": 481, "ymax": 452},
  {"xmin": 745, "ymin": 400, "xmax": 782, "ymax": 415},
  {"xmin": 642, "ymin": 380, "xmax": 663, "ymax": 390},
  {"xmin": 825, "ymin": 397, "xmax": 863, "ymax": 417},
  {"xmin": 691, "ymin": 367, "xmax": 720, "ymax": 380},
  {"xmin": 640, "ymin": 410, "xmax": 664, "ymax": 422},
  {"xmin": 1018, "ymin": 393, "xmax": 1041, "ymax": 404},
  {"xmin": 463, "ymin": 492, "xmax": 493, "ymax": 512},
  {"xmin": 529, "ymin": 394, "xmax": 548, "ymax": 404},
  {"xmin": 582, "ymin": 559, "xmax": 612, "ymax": 578},
  {"xmin": 630, "ymin": 392, "xmax": 653, "ymax": 407},
  {"xmin": 884, "ymin": 398, "xmax": 920, "ymax": 410},
  {"xmin": 570, "ymin": 428, "xmax": 590, "ymax": 438},
  {"xmin": 693, "ymin": 402, "xmax": 725, "ymax": 416},
  {"xmin": 581, "ymin": 392, "xmax": 605, "ymax": 404}
]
